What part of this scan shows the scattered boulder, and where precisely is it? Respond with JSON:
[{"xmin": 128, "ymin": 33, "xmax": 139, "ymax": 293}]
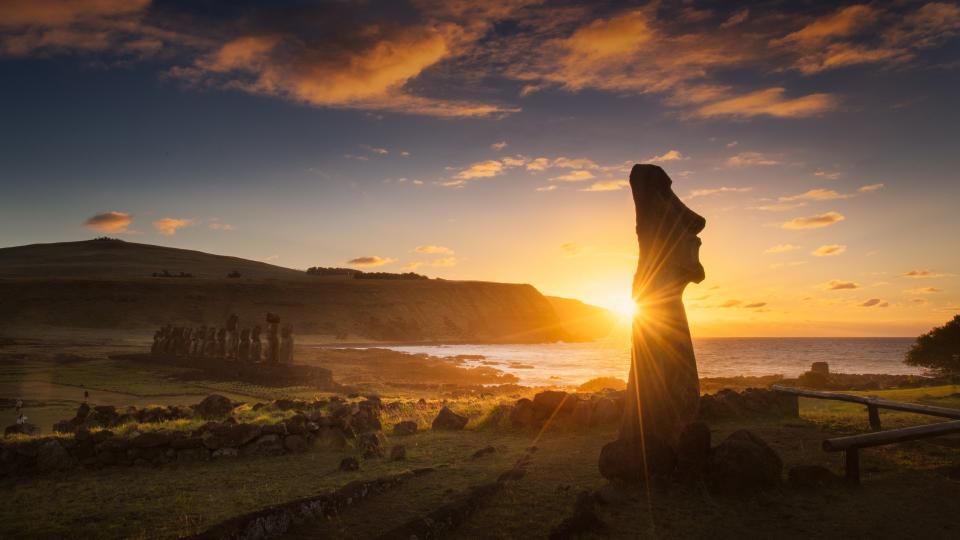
[
  {"xmin": 393, "ymin": 421, "xmax": 418, "ymax": 436},
  {"xmin": 130, "ymin": 431, "xmax": 173, "ymax": 448},
  {"xmin": 510, "ymin": 398, "xmax": 536, "ymax": 428},
  {"xmin": 788, "ymin": 465, "xmax": 842, "ymax": 490},
  {"xmin": 389, "ymin": 445, "xmax": 406, "ymax": 461},
  {"xmin": 532, "ymin": 391, "xmax": 577, "ymax": 420},
  {"xmin": 707, "ymin": 430, "xmax": 782, "ymax": 495},
  {"xmin": 358, "ymin": 432, "xmax": 385, "ymax": 458},
  {"xmin": 347, "ymin": 407, "xmax": 382, "ymax": 435},
  {"xmin": 549, "ymin": 491, "xmax": 606, "ymax": 539},
  {"xmin": 339, "ymin": 456, "xmax": 360, "ymax": 471},
  {"xmin": 36, "ymin": 440, "xmax": 76, "ymax": 472},
  {"xmin": 598, "ymin": 436, "xmax": 675, "ymax": 483},
  {"xmin": 432, "ymin": 407, "xmax": 468, "ymax": 431},
  {"xmin": 283, "ymin": 434, "xmax": 308, "ymax": 453},
  {"xmin": 194, "ymin": 394, "xmax": 234, "ymax": 420}
]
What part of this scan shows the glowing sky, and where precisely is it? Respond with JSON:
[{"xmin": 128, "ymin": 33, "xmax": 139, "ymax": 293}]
[{"xmin": 1, "ymin": 0, "xmax": 959, "ymax": 336}]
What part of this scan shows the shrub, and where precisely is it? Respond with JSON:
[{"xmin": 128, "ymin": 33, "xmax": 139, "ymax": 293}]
[{"xmin": 905, "ymin": 315, "xmax": 960, "ymax": 374}]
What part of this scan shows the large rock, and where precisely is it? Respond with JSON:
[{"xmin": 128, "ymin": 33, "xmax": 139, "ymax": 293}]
[
  {"xmin": 393, "ymin": 421, "xmax": 418, "ymax": 436},
  {"xmin": 571, "ymin": 400, "xmax": 593, "ymax": 427},
  {"xmin": 283, "ymin": 434, "xmax": 308, "ymax": 453},
  {"xmin": 432, "ymin": 407, "xmax": 468, "ymax": 430},
  {"xmin": 359, "ymin": 432, "xmax": 385, "ymax": 458},
  {"xmin": 510, "ymin": 398, "xmax": 536, "ymax": 428},
  {"xmin": 598, "ymin": 435, "xmax": 675, "ymax": 483},
  {"xmin": 194, "ymin": 394, "xmax": 234, "ymax": 420},
  {"xmin": 532, "ymin": 391, "xmax": 577, "ymax": 420},
  {"xmin": 36, "ymin": 440, "xmax": 77, "ymax": 472},
  {"xmin": 707, "ymin": 430, "xmax": 782, "ymax": 495},
  {"xmin": 130, "ymin": 431, "xmax": 173, "ymax": 448},
  {"xmin": 347, "ymin": 407, "xmax": 382, "ymax": 435}
]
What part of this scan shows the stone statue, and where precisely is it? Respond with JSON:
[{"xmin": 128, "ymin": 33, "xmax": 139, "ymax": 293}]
[
  {"xmin": 599, "ymin": 164, "xmax": 706, "ymax": 483},
  {"xmin": 238, "ymin": 328, "xmax": 251, "ymax": 362},
  {"xmin": 265, "ymin": 313, "xmax": 280, "ymax": 364},
  {"xmin": 216, "ymin": 328, "xmax": 227, "ymax": 358},
  {"xmin": 279, "ymin": 324, "xmax": 294, "ymax": 363},
  {"xmin": 178, "ymin": 328, "xmax": 192, "ymax": 357},
  {"xmin": 250, "ymin": 325, "xmax": 262, "ymax": 362},
  {"xmin": 203, "ymin": 328, "xmax": 217, "ymax": 358},
  {"xmin": 151, "ymin": 328, "xmax": 162, "ymax": 355},
  {"xmin": 225, "ymin": 314, "xmax": 239, "ymax": 360},
  {"xmin": 191, "ymin": 327, "xmax": 205, "ymax": 356}
]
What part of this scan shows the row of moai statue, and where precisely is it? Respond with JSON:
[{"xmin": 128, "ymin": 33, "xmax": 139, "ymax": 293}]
[{"xmin": 150, "ymin": 313, "xmax": 294, "ymax": 363}]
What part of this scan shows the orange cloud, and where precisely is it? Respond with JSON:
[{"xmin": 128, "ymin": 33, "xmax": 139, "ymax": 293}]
[
  {"xmin": 686, "ymin": 186, "xmax": 752, "ymax": 199},
  {"xmin": 696, "ymin": 87, "xmax": 837, "ymax": 119},
  {"xmin": 725, "ymin": 152, "xmax": 780, "ymax": 167},
  {"xmin": 83, "ymin": 211, "xmax": 132, "ymax": 233},
  {"xmin": 347, "ymin": 256, "xmax": 395, "ymax": 267},
  {"xmin": 779, "ymin": 189, "xmax": 851, "ymax": 202},
  {"xmin": 764, "ymin": 244, "xmax": 800, "ymax": 254},
  {"xmin": 825, "ymin": 280, "xmax": 859, "ymax": 290},
  {"xmin": 579, "ymin": 180, "xmax": 628, "ymax": 192},
  {"xmin": 782, "ymin": 211, "xmax": 845, "ymax": 230},
  {"xmin": 414, "ymin": 245, "xmax": 454, "ymax": 255},
  {"xmin": 551, "ymin": 170, "xmax": 595, "ymax": 182},
  {"xmin": 153, "ymin": 217, "xmax": 194, "ymax": 236},
  {"xmin": 812, "ymin": 244, "xmax": 847, "ymax": 257}
]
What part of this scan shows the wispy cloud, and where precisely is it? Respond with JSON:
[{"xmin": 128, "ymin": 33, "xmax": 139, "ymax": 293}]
[
  {"xmin": 812, "ymin": 244, "xmax": 847, "ymax": 257},
  {"xmin": 858, "ymin": 183, "xmax": 885, "ymax": 193},
  {"xmin": 779, "ymin": 189, "xmax": 851, "ymax": 202},
  {"xmin": 153, "ymin": 217, "xmax": 194, "ymax": 236},
  {"xmin": 905, "ymin": 287, "xmax": 941, "ymax": 294},
  {"xmin": 901, "ymin": 270, "xmax": 951, "ymax": 279},
  {"xmin": 550, "ymin": 170, "xmax": 595, "ymax": 182},
  {"xmin": 686, "ymin": 186, "xmax": 752, "ymax": 199},
  {"xmin": 414, "ymin": 245, "xmax": 454, "ymax": 255},
  {"xmin": 695, "ymin": 87, "xmax": 837, "ymax": 119},
  {"xmin": 347, "ymin": 256, "xmax": 395, "ymax": 267},
  {"xmin": 491, "ymin": 141, "xmax": 508, "ymax": 151},
  {"xmin": 861, "ymin": 298, "xmax": 889, "ymax": 307},
  {"xmin": 725, "ymin": 152, "xmax": 780, "ymax": 167},
  {"xmin": 824, "ymin": 280, "xmax": 859, "ymax": 290},
  {"xmin": 765, "ymin": 243, "xmax": 800, "ymax": 254},
  {"xmin": 782, "ymin": 211, "xmax": 845, "ymax": 230},
  {"xmin": 83, "ymin": 211, "xmax": 132, "ymax": 233},
  {"xmin": 580, "ymin": 180, "xmax": 628, "ymax": 192},
  {"xmin": 647, "ymin": 150, "xmax": 687, "ymax": 162}
]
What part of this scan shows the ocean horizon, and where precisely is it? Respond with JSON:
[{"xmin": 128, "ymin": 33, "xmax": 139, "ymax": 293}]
[{"xmin": 369, "ymin": 337, "xmax": 923, "ymax": 387}]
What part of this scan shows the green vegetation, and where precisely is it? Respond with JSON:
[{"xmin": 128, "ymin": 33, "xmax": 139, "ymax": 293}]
[{"xmin": 906, "ymin": 315, "xmax": 960, "ymax": 374}]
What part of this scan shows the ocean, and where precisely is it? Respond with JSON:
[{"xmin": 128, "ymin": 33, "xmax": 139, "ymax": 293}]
[{"xmin": 381, "ymin": 337, "xmax": 922, "ymax": 387}]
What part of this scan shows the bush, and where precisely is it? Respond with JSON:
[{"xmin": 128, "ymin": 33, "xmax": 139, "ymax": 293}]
[{"xmin": 905, "ymin": 315, "xmax": 960, "ymax": 374}]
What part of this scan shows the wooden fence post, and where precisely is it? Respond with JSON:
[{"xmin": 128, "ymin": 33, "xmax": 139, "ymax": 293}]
[{"xmin": 867, "ymin": 404, "xmax": 881, "ymax": 431}]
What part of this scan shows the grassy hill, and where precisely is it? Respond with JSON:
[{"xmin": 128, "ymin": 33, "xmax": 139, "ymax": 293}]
[{"xmin": 0, "ymin": 239, "xmax": 616, "ymax": 343}]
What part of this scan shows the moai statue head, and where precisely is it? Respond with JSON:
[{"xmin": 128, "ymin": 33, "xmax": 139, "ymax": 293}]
[
  {"xmin": 266, "ymin": 312, "xmax": 280, "ymax": 325},
  {"xmin": 226, "ymin": 314, "xmax": 239, "ymax": 332},
  {"xmin": 629, "ymin": 164, "xmax": 705, "ymax": 297}
]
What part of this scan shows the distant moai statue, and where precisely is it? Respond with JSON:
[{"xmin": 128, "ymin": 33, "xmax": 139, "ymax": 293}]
[
  {"xmin": 279, "ymin": 325, "xmax": 294, "ymax": 364},
  {"xmin": 192, "ymin": 327, "xmax": 205, "ymax": 356},
  {"xmin": 160, "ymin": 325, "xmax": 174, "ymax": 353},
  {"xmin": 225, "ymin": 314, "xmax": 239, "ymax": 360},
  {"xmin": 203, "ymin": 328, "xmax": 217, "ymax": 358},
  {"xmin": 151, "ymin": 328, "xmax": 162, "ymax": 355},
  {"xmin": 216, "ymin": 328, "xmax": 227, "ymax": 359},
  {"xmin": 178, "ymin": 328, "xmax": 192, "ymax": 357},
  {"xmin": 250, "ymin": 326, "xmax": 262, "ymax": 362},
  {"xmin": 170, "ymin": 327, "xmax": 183, "ymax": 356},
  {"xmin": 265, "ymin": 313, "xmax": 280, "ymax": 364},
  {"xmin": 238, "ymin": 328, "xmax": 251, "ymax": 362}
]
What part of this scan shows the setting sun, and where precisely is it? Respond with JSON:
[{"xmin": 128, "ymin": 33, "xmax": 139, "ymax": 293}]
[{"xmin": 612, "ymin": 296, "xmax": 639, "ymax": 320}]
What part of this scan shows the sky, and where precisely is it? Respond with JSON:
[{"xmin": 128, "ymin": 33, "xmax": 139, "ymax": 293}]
[{"xmin": 1, "ymin": 0, "xmax": 959, "ymax": 337}]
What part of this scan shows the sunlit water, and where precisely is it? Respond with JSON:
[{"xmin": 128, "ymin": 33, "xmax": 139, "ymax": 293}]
[{"xmin": 373, "ymin": 337, "xmax": 922, "ymax": 387}]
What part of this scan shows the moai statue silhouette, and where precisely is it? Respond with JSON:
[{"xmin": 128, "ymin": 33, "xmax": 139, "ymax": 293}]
[
  {"xmin": 225, "ymin": 314, "xmax": 239, "ymax": 360},
  {"xmin": 151, "ymin": 327, "xmax": 162, "ymax": 355},
  {"xmin": 250, "ymin": 326, "xmax": 262, "ymax": 362},
  {"xmin": 279, "ymin": 324, "xmax": 294, "ymax": 364},
  {"xmin": 599, "ymin": 164, "xmax": 706, "ymax": 484},
  {"xmin": 265, "ymin": 313, "xmax": 280, "ymax": 364},
  {"xmin": 238, "ymin": 328, "xmax": 251, "ymax": 362},
  {"xmin": 216, "ymin": 328, "xmax": 227, "ymax": 359},
  {"xmin": 203, "ymin": 327, "xmax": 217, "ymax": 358}
]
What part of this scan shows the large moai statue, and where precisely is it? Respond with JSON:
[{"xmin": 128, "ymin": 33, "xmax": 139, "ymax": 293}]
[
  {"xmin": 160, "ymin": 325, "xmax": 174, "ymax": 354},
  {"xmin": 151, "ymin": 328, "xmax": 162, "ymax": 355},
  {"xmin": 238, "ymin": 328, "xmax": 251, "ymax": 362},
  {"xmin": 598, "ymin": 164, "xmax": 706, "ymax": 483},
  {"xmin": 265, "ymin": 313, "xmax": 280, "ymax": 364},
  {"xmin": 178, "ymin": 328, "xmax": 192, "ymax": 357},
  {"xmin": 225, "ymin": 314, "xmax": 239, "ymax": 360},
  {"xmin": 279, "ymin": 324, "xmax": 294, "ymax": 364},
  {"xmin": 191, "ymin": 327, "xmax": 205, "ymax": 356},
  {"xmin": 250, "ymin": 326, "xmax": 262, "ymax": 362}
]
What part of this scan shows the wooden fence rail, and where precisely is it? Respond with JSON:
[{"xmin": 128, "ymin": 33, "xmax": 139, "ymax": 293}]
[{"xmin": 771, "ymin": 385, "xmax": 960, "ymax": 484}]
